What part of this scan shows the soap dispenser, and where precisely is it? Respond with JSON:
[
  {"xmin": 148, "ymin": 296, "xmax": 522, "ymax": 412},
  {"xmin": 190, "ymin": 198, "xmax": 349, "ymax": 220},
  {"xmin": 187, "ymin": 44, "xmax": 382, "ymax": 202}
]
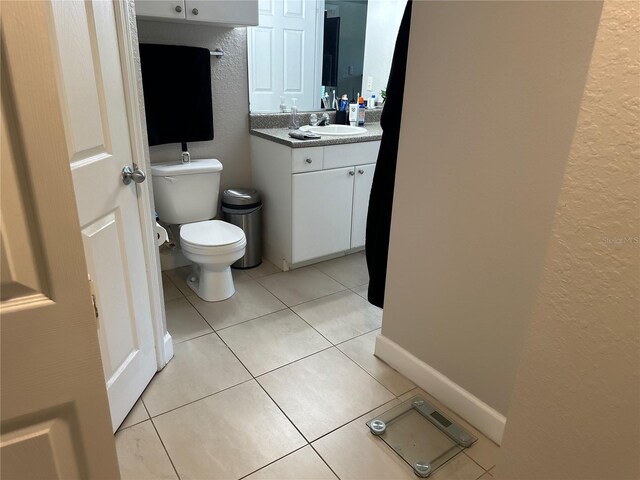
[{"xmin": 288, "ymin": 98, "xmax": 300, "ymax": 130}]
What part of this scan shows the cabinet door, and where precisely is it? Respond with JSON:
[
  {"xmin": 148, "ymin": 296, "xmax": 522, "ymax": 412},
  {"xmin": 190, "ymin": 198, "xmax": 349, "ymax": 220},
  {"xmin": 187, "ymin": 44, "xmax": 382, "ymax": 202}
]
[
  {"xmin": 292, "ymin": 168, "xmax": 354, "ymax": 263},
  {"xmin": 135, "ymin": 0, "xmax": 186, "ymax": 20},
  {"xmin": 186, "ymin": 0, "xmax": 258, "ymax": 25},
  {"xmin": 351, "ymin": 164, "xmax": 376, "ymax": 249}
]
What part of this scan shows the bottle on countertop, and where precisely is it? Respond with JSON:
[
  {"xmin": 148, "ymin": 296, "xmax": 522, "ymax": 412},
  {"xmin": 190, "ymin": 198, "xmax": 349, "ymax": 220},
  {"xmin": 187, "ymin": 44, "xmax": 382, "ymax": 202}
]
[
  {"xmin": 358, "ymin": 95, "xmax": 365, "ymax": 126},
  {"xmin": 288, "ymin": 98, "xmax": 300, "ymax": 130},
  {"xmin": 349, "ymin": 103, "xmax": 358, "ymax": 126}
]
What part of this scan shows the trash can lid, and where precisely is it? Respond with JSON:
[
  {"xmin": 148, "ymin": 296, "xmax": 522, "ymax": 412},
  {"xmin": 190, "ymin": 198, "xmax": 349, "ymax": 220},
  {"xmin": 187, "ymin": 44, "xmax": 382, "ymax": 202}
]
[{"xmin": 222, "ymin": 188, "xmax": 261, "ymax": 206}]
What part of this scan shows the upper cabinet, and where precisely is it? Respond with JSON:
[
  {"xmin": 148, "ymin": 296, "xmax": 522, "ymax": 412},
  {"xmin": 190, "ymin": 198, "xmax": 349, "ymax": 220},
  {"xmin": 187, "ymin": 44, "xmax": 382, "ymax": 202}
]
[
  {"xmin": 135, "ymin": 0, "xmax": 186, "ymax": 20},
  {"xmin": 135, "ymin": 0, "xmax": 258, "ymax": 27}
]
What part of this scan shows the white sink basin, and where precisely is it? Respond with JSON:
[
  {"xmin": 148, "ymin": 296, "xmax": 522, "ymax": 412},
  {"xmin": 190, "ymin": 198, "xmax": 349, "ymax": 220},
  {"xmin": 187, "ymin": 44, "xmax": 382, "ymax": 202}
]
[{"xmin": 301, "ymin": 124, "xmax": 367, "ymax": 136}]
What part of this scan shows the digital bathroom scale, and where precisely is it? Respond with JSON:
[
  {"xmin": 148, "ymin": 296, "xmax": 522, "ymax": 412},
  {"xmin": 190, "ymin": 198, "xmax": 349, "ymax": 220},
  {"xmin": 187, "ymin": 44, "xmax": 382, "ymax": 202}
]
[{"xmin": 367, "ymin": 396, "xmax": 477, "ymax": 478}]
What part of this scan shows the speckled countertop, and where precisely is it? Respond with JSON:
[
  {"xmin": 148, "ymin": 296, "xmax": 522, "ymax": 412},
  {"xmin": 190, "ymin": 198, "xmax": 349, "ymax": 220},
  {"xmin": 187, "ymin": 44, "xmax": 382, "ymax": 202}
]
[
  {"xmin": 248, "ymin": 109, "xmax": 383, "ymax": 148},
  {"xmin": 250, "ymin": 123, "xmax": 383, "ymax": 148}
]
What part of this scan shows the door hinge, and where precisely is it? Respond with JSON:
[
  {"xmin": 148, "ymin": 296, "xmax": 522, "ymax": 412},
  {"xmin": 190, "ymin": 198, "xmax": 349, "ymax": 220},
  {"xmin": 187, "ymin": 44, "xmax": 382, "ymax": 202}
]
[
  {"xmin": 91, "ymin": 293, "xmax": 99, "ymax": 319},
  {"xmin": 88, "ymin": 275, "xmax": 99, "ymax": 321}
]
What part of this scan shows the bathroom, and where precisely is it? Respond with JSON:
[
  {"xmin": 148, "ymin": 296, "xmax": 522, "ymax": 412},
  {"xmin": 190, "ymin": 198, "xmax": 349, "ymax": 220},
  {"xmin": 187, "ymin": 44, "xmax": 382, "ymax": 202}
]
[{"xmin": 1, "ymin": 1, "xmax": 637, "ymax": 479}]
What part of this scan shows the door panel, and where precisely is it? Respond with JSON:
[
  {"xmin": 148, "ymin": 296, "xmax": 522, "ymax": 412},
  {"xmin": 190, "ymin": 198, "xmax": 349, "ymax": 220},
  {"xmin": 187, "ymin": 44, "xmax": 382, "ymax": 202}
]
[
  {"xmin": 1, "ymin": 1, "xmax": 119, "ymax": 476},
  {"xmin": 50, "ymin": 0, "xmax": 157, "ymax": 431},
  {"xmin": 292, "ymin": 168, "xmax": 353, "ymax": 263},
  {"xmin": 351, "ymin": 163, "xmax": 375, "ymax": 249},
  {"xmin": 248, "ymin": 0, "xmax": 321, "ymax": 112}
]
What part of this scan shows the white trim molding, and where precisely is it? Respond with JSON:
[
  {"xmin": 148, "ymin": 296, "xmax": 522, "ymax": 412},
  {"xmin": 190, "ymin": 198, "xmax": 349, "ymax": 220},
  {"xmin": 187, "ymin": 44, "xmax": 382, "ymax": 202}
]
[
  {"xmin": 114, "ymin": 0, "xmax": 173, "ymax": 369},
  {"xmin": 375, "ymin": 334, "xmax": 506, "ymax": 445}
]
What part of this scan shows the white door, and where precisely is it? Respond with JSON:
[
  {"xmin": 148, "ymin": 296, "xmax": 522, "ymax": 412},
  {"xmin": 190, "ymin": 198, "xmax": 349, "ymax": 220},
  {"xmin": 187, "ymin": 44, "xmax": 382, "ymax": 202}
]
[
  {"xmin": 351, "ymin": 163, "xmax": 375, "ymax": 249},
  {"xmin": 135, "ymin": 0, "xmax": 187, "ymax": 20},
  {"xmin": 292, "ymin": 168, "xmax": 354, "ymax": 263},
  {"xmin": 49, "ymin": 0, "xmax": 157, "ymax": 431},
  {"xmin": 1, "ymin": 1, "xmax": 120, "ymax": 477},
  {"xmin": 248, "ymin": 0, "xmax": 323, "ymax": 112}
]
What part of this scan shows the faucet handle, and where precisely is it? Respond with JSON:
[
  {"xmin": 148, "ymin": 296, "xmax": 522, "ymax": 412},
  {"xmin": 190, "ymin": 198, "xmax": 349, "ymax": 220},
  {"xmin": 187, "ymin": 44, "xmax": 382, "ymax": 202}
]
[
  {"xmin": 181, "ymin": 151, "xmax": 191, "ymax": 164},
  {"xmin": 309, "ymin": 113, "xmax": 318, "ymax": 126}
]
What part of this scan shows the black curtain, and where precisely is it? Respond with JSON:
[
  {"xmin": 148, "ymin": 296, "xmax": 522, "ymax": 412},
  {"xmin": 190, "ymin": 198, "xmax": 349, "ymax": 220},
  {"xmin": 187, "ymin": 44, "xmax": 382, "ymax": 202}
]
[{"xmin": 365, "ymin": 1, "xmax": 413, "ymax": 308}]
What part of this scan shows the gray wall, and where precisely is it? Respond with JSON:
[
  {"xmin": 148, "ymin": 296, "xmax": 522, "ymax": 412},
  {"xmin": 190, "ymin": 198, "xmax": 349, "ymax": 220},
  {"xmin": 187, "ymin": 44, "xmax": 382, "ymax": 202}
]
[
  {"xmin": 381, "ymin": 0, "xmax": 603, "ymax": 416},
  {"xmin": 136, "ymin": 20, "xmax": 252, "ymax": 193}
]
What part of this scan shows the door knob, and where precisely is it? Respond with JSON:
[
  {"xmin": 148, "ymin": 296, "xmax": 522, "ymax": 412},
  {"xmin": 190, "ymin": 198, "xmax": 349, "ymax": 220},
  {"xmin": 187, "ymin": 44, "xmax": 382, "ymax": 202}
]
[
  {"xmin": 192, "ymin": 7, "xmax": 199, "ymax": 15},
  {"xmin": 349, "ymin": 170, "xmax": 355, "ymax": 176},
  {"xmin": 358, "ymin": 169, "xmax": 365, "ymax": 174},
  {"xmin": 122, "ymin": 165, "xmax": 146, "ymax": 185},
  {"xmin": 175, "ymin": 5, "xmax": 182, "ymax": 12}
]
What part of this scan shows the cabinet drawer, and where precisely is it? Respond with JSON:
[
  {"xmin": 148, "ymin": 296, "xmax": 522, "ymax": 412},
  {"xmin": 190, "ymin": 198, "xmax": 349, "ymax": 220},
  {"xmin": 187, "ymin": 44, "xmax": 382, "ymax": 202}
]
[
  {"xmin": 323, "ymin": 141, "xmax": 380, "ymax": 170},
  {"xmin": 292, "ymin": 147, "xmax": 323, "ymax": 173}
]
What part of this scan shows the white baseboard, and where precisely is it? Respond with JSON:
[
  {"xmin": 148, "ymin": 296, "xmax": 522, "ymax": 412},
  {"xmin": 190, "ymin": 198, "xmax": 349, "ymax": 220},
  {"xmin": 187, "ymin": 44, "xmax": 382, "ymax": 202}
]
[
  {"xmin": 375, "ymin": 334, "xmax": 506, "ymax": 445},
  {"xmin": 161, "ymin": 332, "xmax": 174, "ymax": 369}
]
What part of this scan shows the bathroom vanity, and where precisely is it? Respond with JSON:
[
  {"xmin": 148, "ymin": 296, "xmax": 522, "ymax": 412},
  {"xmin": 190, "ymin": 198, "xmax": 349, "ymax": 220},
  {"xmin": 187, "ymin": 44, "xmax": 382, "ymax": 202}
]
[{"xmin": 250, "ymin": 128, "xmax": 381, "ymax": 270}]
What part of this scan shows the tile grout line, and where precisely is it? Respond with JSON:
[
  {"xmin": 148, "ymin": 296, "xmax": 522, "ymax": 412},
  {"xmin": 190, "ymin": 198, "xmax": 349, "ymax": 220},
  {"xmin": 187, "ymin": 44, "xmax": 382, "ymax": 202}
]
[
  {"xmin": 307, "ymin": 398, "xmax": 400, "ymax": 445},
  {"xmin": 207, "ymin": 325, "xmax": 328, "ymax": 477},
  {"xmin": 211, "ymin": 306, "xmax": 290, "ymax": 333},
  {"xmin": 463, "ymin": 450, "xmax": 492, "ymax": 475},
  {"xmin": 253, "ymin": 265, "xmax": 349, "ymax": 307},
  {"xmin": 286, "ymin": 307, "xmax": 340, "ymax": 348},
  {"xmin": 308, "ymin": 442, "xmax": 342, "ymax": 480},
  {"xmin": 236, "ymin": 444, "xmax": 310, "ymax": 480},
  {"xmin": 148, "ymin": 415, "xmax": 182, "ymax": 480},
  {"xmin": 252, "ymin": 342, "xmax": 335, "ymax": 379},
  {"xmin": 147, "ymin": 378, "xmax": 255, "ymax": 420},
  {"xmin": 331, "ymin": 347, "xmax": 398, "ymax": 399}
]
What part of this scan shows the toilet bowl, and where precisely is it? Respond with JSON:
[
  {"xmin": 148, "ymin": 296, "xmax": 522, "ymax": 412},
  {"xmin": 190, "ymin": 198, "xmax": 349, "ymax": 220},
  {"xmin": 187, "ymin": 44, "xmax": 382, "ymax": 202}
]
[
  {"xmin": 151, "ymin": 158, "xmax": 247, "ymax": 302},
  {"xmin": 180, "ymin": 220, "xmax": 246, "ymax": 301}
]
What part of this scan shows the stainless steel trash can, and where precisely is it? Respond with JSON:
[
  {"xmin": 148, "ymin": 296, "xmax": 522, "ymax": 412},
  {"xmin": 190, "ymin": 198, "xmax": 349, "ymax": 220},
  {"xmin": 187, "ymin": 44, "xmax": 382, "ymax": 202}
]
[{"xmin": 222, "ymin": 188, "xmax": 262, "ymax": 269}]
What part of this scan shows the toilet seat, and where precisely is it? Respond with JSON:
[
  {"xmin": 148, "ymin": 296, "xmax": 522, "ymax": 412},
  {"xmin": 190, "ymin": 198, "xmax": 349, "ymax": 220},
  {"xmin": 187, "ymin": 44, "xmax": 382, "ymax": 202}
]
[{"xmin": 180, "ymin": 220, "xmax": 246, "ymax": 255}]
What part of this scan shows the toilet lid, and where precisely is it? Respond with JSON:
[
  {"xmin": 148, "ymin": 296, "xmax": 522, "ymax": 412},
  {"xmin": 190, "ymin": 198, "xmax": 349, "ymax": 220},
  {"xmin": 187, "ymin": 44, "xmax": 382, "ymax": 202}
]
[{"xmin": 180, "ymin": 220, "xmax": 245, "ymax": 247}]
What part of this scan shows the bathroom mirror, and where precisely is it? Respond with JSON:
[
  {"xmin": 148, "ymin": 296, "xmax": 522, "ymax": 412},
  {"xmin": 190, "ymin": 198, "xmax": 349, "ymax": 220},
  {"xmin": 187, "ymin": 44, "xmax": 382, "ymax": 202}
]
[{"xmin": 247, "ymin": 0, "xmax": 407, "ymax": 112}]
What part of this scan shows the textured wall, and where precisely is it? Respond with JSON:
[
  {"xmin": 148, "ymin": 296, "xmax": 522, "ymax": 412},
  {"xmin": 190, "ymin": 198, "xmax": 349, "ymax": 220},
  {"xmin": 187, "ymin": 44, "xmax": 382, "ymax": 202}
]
[
  {"xmin": 381, "ymin": 0, "xmax": 604, "ymax": 416},
  {"xmin": 495, "ymin": 1, "xmax": 640, "ymax": 478},
  {"xmin": 136, "ymin": 20, "xmax": 252, "ymax": 193}
]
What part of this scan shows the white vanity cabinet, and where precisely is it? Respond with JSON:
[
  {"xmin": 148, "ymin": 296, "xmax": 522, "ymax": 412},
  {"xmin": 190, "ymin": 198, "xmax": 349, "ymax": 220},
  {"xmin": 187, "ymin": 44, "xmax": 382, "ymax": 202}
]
[
  {"xmin": 135, "ymin": 0, "xmax": 258, "ymax": 26},
  {"xmin": 251, "ymin": 136, "xmax": 380, "ymax": 270}
]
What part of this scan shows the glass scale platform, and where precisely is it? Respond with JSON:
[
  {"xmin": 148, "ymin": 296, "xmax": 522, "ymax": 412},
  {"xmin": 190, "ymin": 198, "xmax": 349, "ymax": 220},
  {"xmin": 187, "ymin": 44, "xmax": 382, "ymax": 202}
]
[{"xmin": 367, "ymin": 396, "xmax": 477, "ymax": 477}]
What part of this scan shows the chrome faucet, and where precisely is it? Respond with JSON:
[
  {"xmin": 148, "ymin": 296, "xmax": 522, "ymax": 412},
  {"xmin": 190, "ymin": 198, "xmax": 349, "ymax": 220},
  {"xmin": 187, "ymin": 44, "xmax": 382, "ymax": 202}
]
[
  {"xmin": 319, "ymin": 113, "xmax": 330, "ymax": 126},
  {"xmin": 310, "ymin": 113, "xmax": 330, "ymax": 127}
]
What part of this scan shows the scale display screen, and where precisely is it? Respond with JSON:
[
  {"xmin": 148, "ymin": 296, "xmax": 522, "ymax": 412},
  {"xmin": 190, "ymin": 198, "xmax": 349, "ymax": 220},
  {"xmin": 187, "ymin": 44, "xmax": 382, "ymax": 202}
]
[{"xmin": 430, "ymin": 411, "xmax": 452, "ymax": 428}]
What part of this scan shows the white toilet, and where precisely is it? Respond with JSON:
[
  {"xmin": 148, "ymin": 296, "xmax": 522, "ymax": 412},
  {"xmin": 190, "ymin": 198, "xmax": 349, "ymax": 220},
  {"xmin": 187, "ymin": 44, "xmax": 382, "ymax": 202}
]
[{"xmin": 151, "ymin": 159, "xmax": 246, "ymax": 302}]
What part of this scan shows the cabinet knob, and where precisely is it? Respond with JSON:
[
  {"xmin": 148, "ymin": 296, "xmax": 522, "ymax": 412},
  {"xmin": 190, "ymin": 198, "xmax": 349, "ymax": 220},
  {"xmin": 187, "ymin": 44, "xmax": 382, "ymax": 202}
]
[
  {"xmin": 358, "ymin": 169, "xmax": 365, "ymax": 174},
  {"xmin": 349, "ymin": 170, "xmax": 355, "ymax": 176},
  {"xmin": 305, "ymin": 158, "xmax": 312, "ymax": 164},
  {"xmin": 192, "ymin": 7, "xmax": 199, "ymax": 15},
  {"xmin": 175, "ymin": 5, "xmax": 182, "ymax": 12}
]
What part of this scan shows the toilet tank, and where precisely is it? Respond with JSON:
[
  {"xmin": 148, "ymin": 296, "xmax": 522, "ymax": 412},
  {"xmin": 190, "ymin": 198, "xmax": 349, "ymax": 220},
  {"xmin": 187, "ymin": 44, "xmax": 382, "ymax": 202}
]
[{"xmin": 150, "ymin": 159, "xmax": 223, "ymax": 224}]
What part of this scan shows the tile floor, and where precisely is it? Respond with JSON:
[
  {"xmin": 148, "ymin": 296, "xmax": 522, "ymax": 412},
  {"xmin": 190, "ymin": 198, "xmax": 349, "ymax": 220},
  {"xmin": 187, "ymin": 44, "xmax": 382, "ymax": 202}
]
[{"xmin": 115, "ymin": 253, "xmax": 499, "ymax": 480}]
